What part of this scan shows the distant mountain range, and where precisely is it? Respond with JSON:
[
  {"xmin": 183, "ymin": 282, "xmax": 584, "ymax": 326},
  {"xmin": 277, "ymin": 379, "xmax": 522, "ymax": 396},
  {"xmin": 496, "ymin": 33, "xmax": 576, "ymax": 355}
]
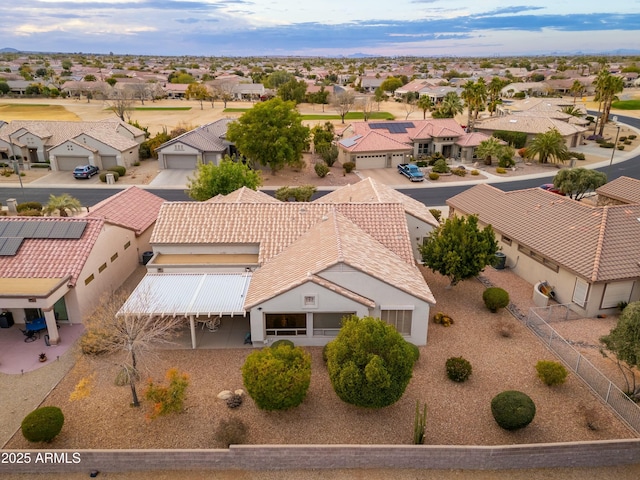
[{"xmin": 0, "ymin": 48, "xmax": 19, "ymax": 53}]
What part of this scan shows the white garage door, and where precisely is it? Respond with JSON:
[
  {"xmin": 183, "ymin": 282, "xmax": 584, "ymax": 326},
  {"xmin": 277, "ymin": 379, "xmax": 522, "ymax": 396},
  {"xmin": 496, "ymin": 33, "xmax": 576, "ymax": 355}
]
[
  {"xmin": 102, "ymin": 155, "xmax": 118, "ymax": 170},
  {"xmin": 355, "ymin": 154, "xmax": 386, "ymax": 169},
  {"xmin": 165, "ymin": 154, "xmax": 198, "ymax": 169},
  {"xmin": 57, "ymin": 156, "xmax": 89, "ymax": 171}
]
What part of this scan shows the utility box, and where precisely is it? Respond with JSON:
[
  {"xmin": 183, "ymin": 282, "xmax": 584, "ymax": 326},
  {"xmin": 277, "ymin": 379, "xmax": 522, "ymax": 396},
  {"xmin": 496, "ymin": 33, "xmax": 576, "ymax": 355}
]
[
  {"xmin": 494, "ymin": 252, "xmax": 507, "ymax": 270},
  {"xmin": 106, "ymin": 173, "xmax": 115, "ymax": 184}
]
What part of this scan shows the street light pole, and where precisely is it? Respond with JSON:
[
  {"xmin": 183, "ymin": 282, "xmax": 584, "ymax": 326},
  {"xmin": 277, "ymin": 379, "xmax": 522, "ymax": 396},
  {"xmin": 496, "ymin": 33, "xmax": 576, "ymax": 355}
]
[{"xmin": 608, "ymin": 119, "xmax": 621, "ymax": 178}]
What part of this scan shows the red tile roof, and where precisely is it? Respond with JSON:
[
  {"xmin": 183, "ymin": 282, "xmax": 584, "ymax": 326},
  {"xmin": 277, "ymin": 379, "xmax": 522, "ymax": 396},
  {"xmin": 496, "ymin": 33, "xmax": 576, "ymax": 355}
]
[
  {"xmin": 86, "ymin": 186, "xmax": 165, "ymax": 236},
  {"xmin": 0, "ymin": 217, "xmax": 103, "ymax": 286}
]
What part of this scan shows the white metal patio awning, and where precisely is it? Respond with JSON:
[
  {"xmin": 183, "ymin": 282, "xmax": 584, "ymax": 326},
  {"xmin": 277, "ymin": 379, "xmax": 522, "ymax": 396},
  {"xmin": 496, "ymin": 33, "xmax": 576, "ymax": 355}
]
[{"xmin": 119, "ymin": 273, "xmax": 251, "ymax": 318}]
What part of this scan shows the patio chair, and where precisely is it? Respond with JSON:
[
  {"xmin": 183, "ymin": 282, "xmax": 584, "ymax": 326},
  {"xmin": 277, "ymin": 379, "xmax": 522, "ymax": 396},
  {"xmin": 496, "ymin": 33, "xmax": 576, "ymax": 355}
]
[{"xmin": 21, "ymin": 329, "xmax": 38, "ymax": 343}]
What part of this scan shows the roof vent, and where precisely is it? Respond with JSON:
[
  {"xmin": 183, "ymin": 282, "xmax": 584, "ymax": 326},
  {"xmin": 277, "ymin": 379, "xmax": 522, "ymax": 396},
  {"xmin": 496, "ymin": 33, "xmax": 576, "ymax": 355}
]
[{"xmin": 321, "ymin": 215, "xmax": 328, "ymax": 221}]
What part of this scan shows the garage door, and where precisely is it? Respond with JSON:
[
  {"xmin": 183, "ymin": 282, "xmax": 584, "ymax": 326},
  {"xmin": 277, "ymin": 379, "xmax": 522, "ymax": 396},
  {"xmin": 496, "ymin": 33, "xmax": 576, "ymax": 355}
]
[
  {"xmin": 164, "ymin": 154, "xmax": 198, "ymax": 169},
  {"xmin": 56, "ymin": 156, "xmax": 89, "ymax": 171},
  {"xmin": 355, "ymin": 154, "xmax": 386, "ymax": 169},
  {"xmin": 102, "ymin": 156, "xmax": 118, "ymax": 170}
]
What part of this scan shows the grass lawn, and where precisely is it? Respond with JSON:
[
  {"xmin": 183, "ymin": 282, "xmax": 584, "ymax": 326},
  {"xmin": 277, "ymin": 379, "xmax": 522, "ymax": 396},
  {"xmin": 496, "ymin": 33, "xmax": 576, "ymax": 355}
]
[
  {"xmin": 0, "ymin": 104, "xmax": 80, "ymax": 121},
  {"xmin": 133, "ymin": 107, "xmax": 193, "ymax": 111},
  {"xmin": 223, "ymin": 108, "xmax": 395, "ymax": 120},
  {"xmin": 611, "ymin": 100, "xmax": 640, "ymax": 110}
]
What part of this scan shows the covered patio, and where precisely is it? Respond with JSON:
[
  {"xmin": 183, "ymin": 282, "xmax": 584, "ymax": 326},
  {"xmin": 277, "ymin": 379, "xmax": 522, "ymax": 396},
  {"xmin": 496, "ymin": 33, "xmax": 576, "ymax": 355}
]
[{"xmin": 119, "ymin": 272, "xmax": 252, "ymax": 349}]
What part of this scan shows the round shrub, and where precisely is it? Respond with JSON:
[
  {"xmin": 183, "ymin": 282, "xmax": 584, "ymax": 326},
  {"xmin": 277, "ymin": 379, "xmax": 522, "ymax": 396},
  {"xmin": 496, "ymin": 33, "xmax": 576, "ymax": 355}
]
[
  {"xmin": 242, "ymin": 344, "xmax": 311, "ymax": 411},
  {"xmin": 535, "ymin": 360, "xmax": 568, "ymax": 386},
  {"xmin": 432, "ymin": 159, "xmax": 450, "ymax": 174},
  {"xmin": 491, "ymin": 390, "xmax": 536, "ymax": 431},
  {"xmin": 342, "ymin": 161, "xmax": 355, "ymax": 173},
  {"xmin": 108, "ymin": 165, "xmax": 126, "ymax": 176},
  {"xmin": 432, "ymin": 312, "xmax": 454, "ymax": 326},
  {"xmin": 407, "ymin": 342, "xmax": 420, "ymax": 362},
  {"xmin": 326, "ymin": 315, "xmax": 416, "ymax": 408},
  {"xmin": 445, "ymin": 356, "xmax": 472, "ymax": 382},
  {"xmin": 452, "ymin": 168, "xmax": 467, "ymax": 177},
  {"xmin": 99, "ymin": 171, "xmax": 119, "ymax": 182},
  {"xmin": 428, "ymin": 172, "xmax": 440, "ymax": 180},
  {"xmin": 21, "ymin": 406, "xmax": 64, "ymax": 443},
  {"xmin": 471, "ymin": 169, "xmax": 480, "ymax": 175},
  {"xmin": 16, "ymin": 201, "xmax": 42, "ymax": 213},
  {"xmin": 314, "ymin": 162, "xmax": 330, "ymax": 178},
  {"xmin": 483, "ymin": 287, "xmax": 510, "ymax": 313},
  {"xmin": 270, "ymin": 339, "xmax": 294, "ymax": 349},
  {"xmin": 496, "ymin": 167, "xmax": 507, "ymax": 174}
]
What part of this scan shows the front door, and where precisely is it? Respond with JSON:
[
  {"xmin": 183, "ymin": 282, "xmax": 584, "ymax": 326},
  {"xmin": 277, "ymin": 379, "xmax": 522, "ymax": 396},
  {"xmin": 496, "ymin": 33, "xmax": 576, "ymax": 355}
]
[{"xmin": 25, "ymin": 308, "xmax": 43, "ymax": 322}]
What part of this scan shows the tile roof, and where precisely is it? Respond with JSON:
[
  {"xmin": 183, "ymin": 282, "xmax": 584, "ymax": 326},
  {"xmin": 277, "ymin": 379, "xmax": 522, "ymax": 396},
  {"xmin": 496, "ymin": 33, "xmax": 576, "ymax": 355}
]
[
  {"xmin": 244, "ymin": 210, "xmax": 434, "ymax": 308},
  {"xmin": 447, "ymin": 184, "xmax": 640, "ymax": 282},
  {"xmin": 157, "ymin": 118, "xmax": 234, "ymax": 153},
  {"xmin": 151, "ymin": 202, "xmax": 415, "ymax": 265},
  {"xmin": 596, "ymin": 176, "xmax": 640, "ymax": 205},
  {"xmin": 206, "ymin": 187, "xmax": 279, "ymax": 204},
  {"xmin": 455, "ymin": 131, "xmax": 493, "ymax": 147},
  {"xmin": 475, "ymin": 115, "xmax": 587, "ymax": 136},
  {"xmin": 348, "ymin": 119, "xmax": 464, "ymax": 146},
  {"xmin": 0, "ymin": 217, "xmax": 103, "ymax": 286},
  {"xmin": 338, "ymin": 130, "xmax": 412, "ymax": 153},
  {"xmin": 86, "ymin": 186, "xmax": 165, "ymax": 236},
  {"xmin": 317, "ymin": 177, "xmax": 439, "ymax": 227},
  {"xmin": 0, "ymin": 120, "xmax": 142, "ymax": 152}
]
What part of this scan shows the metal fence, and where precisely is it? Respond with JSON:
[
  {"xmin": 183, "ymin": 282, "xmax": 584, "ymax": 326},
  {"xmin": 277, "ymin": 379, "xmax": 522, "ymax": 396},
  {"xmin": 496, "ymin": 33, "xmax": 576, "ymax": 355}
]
[{"xmin": 524, "ymin": 304, "xmax": 640, "ymax": 435}]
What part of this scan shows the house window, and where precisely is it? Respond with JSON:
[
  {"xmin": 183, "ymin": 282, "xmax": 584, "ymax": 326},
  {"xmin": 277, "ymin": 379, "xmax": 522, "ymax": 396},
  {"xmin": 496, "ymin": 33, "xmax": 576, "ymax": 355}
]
[
  {"xmin": 572, "ymin": 278, "xmax": 589, "ymax": 307},
  {"xmin": 302, "ymin": 294, "xmax": 318, "ymax": 308},
  {"xmin": 380, "ymin": 308, "xmax": 413, "ymax": 335},
  {"xmin": 313, "ymin": 312, "xmax": 354, "ymax": 336},
  {"xmin": 265, "ymin": 313, "xmax": 307, "ymax": 336},
  {"xmin": 84, "ymin": 274, "xmax": 94, "ymax": 285},
  {"xmin": 417, "ymin": 143, "xmax": 429, "ymax": 155},
  {"xmin": 517, "ymin": 245, "xmax": 559, "ymax": 272},
  {"xmin": 501, "ymin": 235, "xmax": 512, "ymax": 246},
  {"xmin": 98, "ymin": 263, "xmax": 107, "ymax": 273},
  {"xmin": 174, "ymin": 144, "xmax": 184, "ymax": 151},
  {"xmin": 124, "ymin": 241, "xmax": 131, "ymax": 250},
  {"xmin": 110, "ymin": 252, "xmax": 118, "ymax": 263}
]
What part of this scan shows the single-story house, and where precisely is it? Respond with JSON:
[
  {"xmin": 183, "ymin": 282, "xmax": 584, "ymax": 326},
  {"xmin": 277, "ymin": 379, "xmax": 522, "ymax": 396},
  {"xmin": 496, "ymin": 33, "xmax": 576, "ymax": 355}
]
[
  {"xmin": 596, "ymin": 176, "xmax": 640, "ymax": 206},
  {"xmin": 337, "ymin": 119, "xmax": 492, "ymax": 167},
  {"xmin": 0, "ymin": 187, "xmax": 165, "ymax": 346},
  {"xmin": 0, "ymin": 119, "xmax": 145, "ymax": 171},
  {"xmin": 447, "ymin": 183, "xmax": 640, "ymax": 317},
  {"xmin": 123, "ymin": 182, "xmax": 436, "ymax": 348},
  {"xmin": 231, "ymin": 83, "xmax": 265, "ymax": 101},
  {"xmin": 155, "ymin": 118, "xmax": 237, "ymax": 170}
]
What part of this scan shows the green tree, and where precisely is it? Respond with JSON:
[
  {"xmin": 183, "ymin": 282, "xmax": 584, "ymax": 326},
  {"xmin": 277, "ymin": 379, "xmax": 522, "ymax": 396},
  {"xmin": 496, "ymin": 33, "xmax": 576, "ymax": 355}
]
[
  {"xmin": 265, "ymin": 70, "xmax": 294, "ymax": 89},
  {"xmin": 569, "ymin": 80, "xmax": 585, "ymax": 105},
  {"xmin": 242, "ymin": 343, "xmax": 311, "ymax": 411},
  {"xmin": 83, "ymin": 74, "xmax": 97, "ymax": 82},
  {"xmin": 432, "ymin": 92, "xmax": 464, "ymax": 119},
  {"xmin": 552, "ymin": 168, "xmax": 607, "ymax": 200},
  {"xmin": 488, "ymin": 77, "xmax": 506, "ymax": 116},
  {"xmin": 226, "ymin": 98, "xmax": 309, "ymax": 175},
  {"xmin": 308, "ymin": 85, "xmax": 329, "ymax": 112},
  {"xmin": 600, "ymin": 301, "xmax": 640, "ymax": 400},
  {"xmin": 526, "ymin": 128, "xmax": 569, "ymax": 164},
  {"xmin": 0, "ymin": 81, "xmax": 10, "ymax": 95},
  {"xmin": 420, "ymin": 215, "xmax": 498, "ymax": 287},
  {"xmin": 417, "ymin": 95, "xmax": 433, "ymax": 120},
  {"xmin": 186, "ymin": 156, "xmax": 262, "ymax": 201},
  {"xmin": 185, "ymin": 83, "xmax": 210, "ymax": 110},
  {"xmin": 374, "ymin": 87, "xmax": 387, "ymax": 111},
  {"xmin": 379, "ymin": 76, "xmax": 403, "ymax": 94},
  {"xmin": 326, "ymin": 315, "xmax": 416, "ymax": 408},
  {"xmin": 475, "ymin": 137, "xmax": 504, "ymax": 166},
  {"xmin": 278, "ymin": 78, "xmax": 307, "ymax": 104},
  {"xmin": 44, "ymin": 193, "xmax": 82, "ymax": 217}
]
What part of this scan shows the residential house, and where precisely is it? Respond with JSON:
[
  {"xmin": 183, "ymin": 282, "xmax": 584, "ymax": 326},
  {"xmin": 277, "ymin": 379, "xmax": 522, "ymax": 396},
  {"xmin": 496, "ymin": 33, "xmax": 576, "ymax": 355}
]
[
  {"xmin": 124, "ymin": 183, "xmax": 435, "ymax": 348},
  {"xmin": 155, "ymin": 118, "xmax": 237, "ymax": 170},
  {"xmin": 231, "ymin": 83, "xmax": 265, "ymax": 101},
  {"xmin": 596, "ymin": 176, "xmax": 640, "ymax": 206},
  {"xmin": 0, "ymin": 187, "xmax": 164, "ymax": 346},
  {"xmin": 0, "ymin": 119, "xmax": 145, "ymax": 171},
  {"xmin": 447, "ymin": 184, "xmax": 640, "ymax": 317}
]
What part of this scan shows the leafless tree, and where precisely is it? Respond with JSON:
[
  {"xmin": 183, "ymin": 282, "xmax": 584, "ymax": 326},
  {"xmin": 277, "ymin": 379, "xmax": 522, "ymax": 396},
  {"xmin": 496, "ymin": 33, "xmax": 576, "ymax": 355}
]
[
  {"xmin": 82, "ymin": 290, "xmax": 184, "ymax": 407},
  {"xmin": 130, "ymin": 82, "xmax": 151, "ymax": 105},
  {"xmin": 215, "ymin": 82, "xmax": 235, "ymax": 108},
  {"xmin": 107, "ymin": 90, "xmax": 135, "ymax": 121},
  {"xmin": 402, "ymin": 96, "xmax": 418, "ymax": 120},
  {"xmin": 356, "ymin": 97, "xmax": 375, "ymax": 122},
  {"xmin": 331, "ymin": 90, "xmax": 356, "ymax": 124}
]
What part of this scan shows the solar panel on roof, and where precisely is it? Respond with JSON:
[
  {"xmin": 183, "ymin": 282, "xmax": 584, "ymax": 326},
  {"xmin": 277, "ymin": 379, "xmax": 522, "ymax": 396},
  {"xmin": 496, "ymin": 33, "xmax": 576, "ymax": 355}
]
[
  {"xmin": 32, "ymin": 222, "xmax": 55, "ymax": 238},
  {"xmin": 0, "ymin": 237, "xmax": 24, "ymax": 256},
  {"xmin": 63, "ymin": 222, "xmax": 87, "ymax": 239},
  {"xmin": 369, "ymin": 122, "xmax": 415, "ymax": 134},
  {"xmin": 1, "ymin": 222, "xmax": 23, "ymax": 237},
  {"xmin": 18, "ymin": 222, "xmax": 39, "ymax": 238},
  {"xmin": 339, "ymin": 134, "xmax": 362, "ymax": 148},
  {"xmin": 49, "ymin": 222, "xmax": 70, "ymax": 238}
]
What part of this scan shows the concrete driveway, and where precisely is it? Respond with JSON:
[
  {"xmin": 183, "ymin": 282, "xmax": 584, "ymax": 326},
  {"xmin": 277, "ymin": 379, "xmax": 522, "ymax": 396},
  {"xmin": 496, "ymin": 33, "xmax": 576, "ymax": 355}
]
[{"xmin": 148, "ymin": 169, "xmax": 193, "ymax": 187}]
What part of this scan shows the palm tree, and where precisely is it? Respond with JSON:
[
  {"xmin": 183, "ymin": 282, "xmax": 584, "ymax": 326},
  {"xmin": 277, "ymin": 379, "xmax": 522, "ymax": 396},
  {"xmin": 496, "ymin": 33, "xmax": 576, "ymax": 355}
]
[
  {"xmin": 592, "ymin": 69, "xmax": 611, "ymax": 135},
  {"xmin": 461, "ymin": 80, "xmax": 476, "ymax": 127},
  {"xmin": 417, "ymin": 95, "xmax": 433, "ymax": 119},
  {"xmin": 569, "ymin": 80, "xmax": 584, "ymax": 105},
  {"xmin": 488, "ymin": 77, "xmax": 506, "ymax": 116},
  {"xmin": 526, "ymin": 128, "xmax": 569, "ymax": 164},
  {"xmin": 44, "ymin": 193, "xmax": 83, "ymax": 217},
  {"xmin": 475, "ymin": 137, "xmax": 504, "ymax": 166},
  {"xmin": 561, "ymin": 105, "xmax": 584, "ymax": 118},
  {"xmin": 598, "ymin": 75, "xmax": 624, "ymax": 136},
  {"xmin": 432, "ymin": 92, "xmax": 464, "ymax": 119}
]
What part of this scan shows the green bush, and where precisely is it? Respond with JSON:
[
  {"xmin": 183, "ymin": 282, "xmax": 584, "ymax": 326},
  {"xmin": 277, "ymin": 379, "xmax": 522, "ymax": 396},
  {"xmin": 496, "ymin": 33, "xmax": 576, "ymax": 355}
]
[
  {"xmin": 496, "ymin": 167, "xmax": 507, "ymax": 174},
  {"xmin": 432, "ymin": 159, "xmax": 450, "ymax": 174},
  {"xmin": 569, "ymin": 151, "xmax": 586, "ymax": 160},
  {"xmin": 215, "ymin": 417, "xmax": 248, "ymax": 448},
  {"xmin": 325, "ymin": 315, "xmax": 416, "ymax": 408},
  {"xmin": 483, "ymin": 287, "xmax": 510, "ymax": 313},
  {"xmin": 30, "ymin": 163, "xmax": 51, "ymax": 169},
  {"xmin": 624, "ymin": 140, "xmax": 632, "ymax": 145},
  {"xmin": 493, "ymin": 130, "xmax": 527, "ymax": 149},
  {"xmin": 452, "ymin": 167, "xmax": 467, "ymax": 177},
  {"xmin": 343, "ymin": 161, "xmax": 355, "ymax": 173},
  {"xmin": 491, "ymin": 390, "xmax": 536, "ymax": 430},
  {"xmin": 428, "ymin": 172, "xmax": 440, "ymax": 180},
  {"xmin": 21, "ymin": 406, "xmax": 64, "ymax": 443},
  {"xmin": 108, "ymin": 165, "xmax": 126, "ymax": 176},
  {"xmin": 242, "ymin": 344, "xmax": 311, "ymax": 411},
  {"xmin": 432, "ymin": 312, "xmax": 454, "ymax": 327},
  {"xmin": 99, "ymin": 171, "xmax": 119, "ymax": 182},
  {"xmin": 16, "ymin": 201, "xmax": 42, "ymax": 212},
  {"xmin": 619, "ymin": 136, "xmax": 627, "ymax": 142},
  {"xmin": 599, "ymin": 142, "xmax": 615, "ymax": 149},
  {"xmin": 445, "ymin": 356, "xmax": 472, "ymax": 382},
  {"xmin": 314, "ymin": 162, "xmax": 330, "ymax": 178},
  {"xmin": 628, "ymin": 135, "xmax": 637, "ymax": 140},
  {"xmin": 18, "ymin": 209, "xmax": 43, "ymax": 217},
  {"xmin": 617, "ymin": 145, "xmax": 625, "ymax": 151},
  {"xmin": 407, "ymin": 342, "xmax": 420, "ymax": 362},
  {"xmin": 471, "ymin": 169, "xmax": 480, "ymax": 175},
  {"xmin": 535, "ymin": 360, "xmax": 568, "ymax": 386},
  {"xmin": 416, "ymin": 160, "xmax": 428, "ymax": 167},
  {"xmin": 270, "ymin": 339, "xmax": 294, "ymax": 349},
  {"xmin": 322, "ymin": 343, "xmax": 329, "ymax": 364},
  {"xmin": 428, "ymin": 208, "xmax": 442, "ymax": 223}
]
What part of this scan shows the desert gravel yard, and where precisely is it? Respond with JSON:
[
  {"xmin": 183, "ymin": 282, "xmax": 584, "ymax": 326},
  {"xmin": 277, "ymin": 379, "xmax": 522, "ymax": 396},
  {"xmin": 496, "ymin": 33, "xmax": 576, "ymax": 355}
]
[{"xmin": 4, "ymin": 266, "xmax": 636, "ymax": 451}]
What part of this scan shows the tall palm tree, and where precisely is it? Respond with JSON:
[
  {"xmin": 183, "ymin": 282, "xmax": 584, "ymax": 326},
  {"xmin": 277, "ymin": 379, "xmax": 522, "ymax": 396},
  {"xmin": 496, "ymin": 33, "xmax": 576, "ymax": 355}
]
[
  {"xmin": 488, "ymin": 77, "xmax": 506, "ymax": 116},
  {"xmin": 44, "ymin": 193, "xmax": 83, "ymax": 217},
  {"xmin": 592, "ymin": 69, "xmax": 611, "ymax": 135},
  {"xmin": 526, "ymin": 128, "xmax": 569, "ymax": 164},
  {"xmin": 569, "ymin": 80, "xmax": 584, "ymax": 105},
  {"xmin": 461, "ymin": 80, "xmax": 476, "ymax": 127},
  {"xmin": 472, "ymin": 78, "xmax": 487, "ymax": 125},
  {"xmin": 598, "ymin": 75, "xmax": 624, "ymax": 137},
  {"xmin": 417, "ymin": 95, "xmax": 433, "ymax": 119}
]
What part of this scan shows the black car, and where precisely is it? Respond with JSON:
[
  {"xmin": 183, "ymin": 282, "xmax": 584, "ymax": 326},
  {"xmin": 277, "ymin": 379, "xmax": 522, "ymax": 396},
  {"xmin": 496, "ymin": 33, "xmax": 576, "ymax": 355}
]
[{"xmin": 73, "ymin": 165, "xmax": 100, "ymax": 179}]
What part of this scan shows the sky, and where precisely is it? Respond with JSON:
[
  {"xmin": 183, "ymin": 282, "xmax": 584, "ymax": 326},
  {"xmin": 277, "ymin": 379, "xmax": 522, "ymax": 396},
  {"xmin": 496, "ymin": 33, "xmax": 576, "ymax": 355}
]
[{"xmin": 1, "ymin": 1, "xmax": 639, "ymax": 57}]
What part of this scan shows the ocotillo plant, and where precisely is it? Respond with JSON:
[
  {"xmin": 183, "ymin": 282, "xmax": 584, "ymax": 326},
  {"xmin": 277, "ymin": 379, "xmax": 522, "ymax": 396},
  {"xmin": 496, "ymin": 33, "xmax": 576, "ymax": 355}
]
[{"xmin": 413, "ymin": 400, "xmax": 427, "ymax": 444}]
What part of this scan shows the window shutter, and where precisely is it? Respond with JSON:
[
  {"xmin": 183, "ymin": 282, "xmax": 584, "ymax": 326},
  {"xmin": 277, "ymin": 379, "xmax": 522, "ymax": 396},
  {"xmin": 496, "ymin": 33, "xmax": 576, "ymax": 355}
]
[{"xmin": 572, "ymin": 278, "xmax": 589, "ymax": 307}]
